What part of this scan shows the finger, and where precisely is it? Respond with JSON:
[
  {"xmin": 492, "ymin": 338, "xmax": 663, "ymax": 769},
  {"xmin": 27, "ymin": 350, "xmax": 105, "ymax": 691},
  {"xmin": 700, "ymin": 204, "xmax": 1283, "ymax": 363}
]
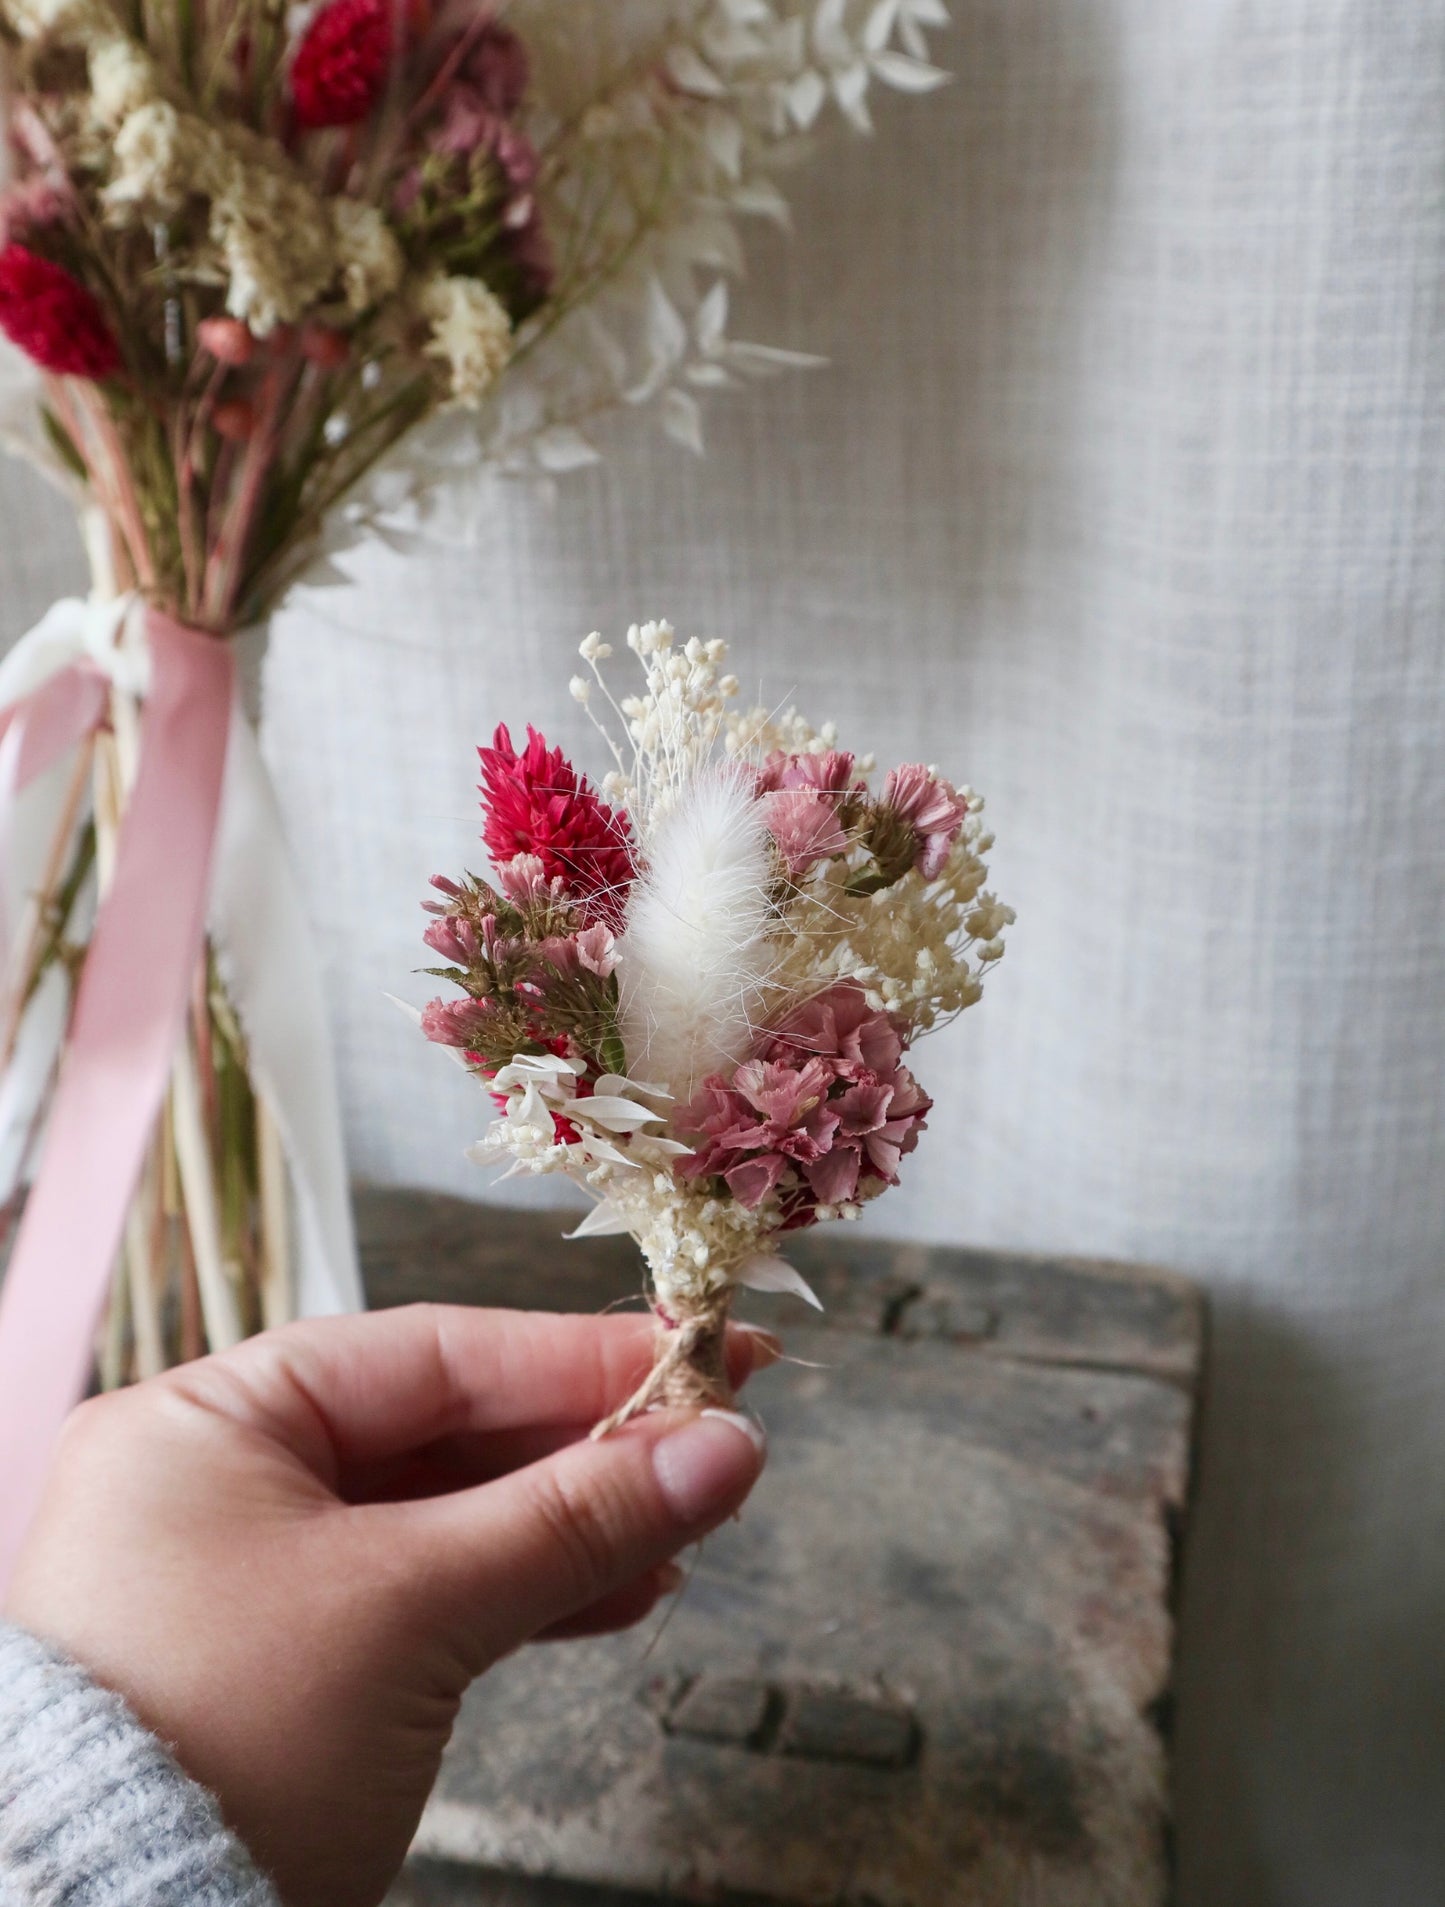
[
  {"xmin": 404, "ymin": 1407, "xmax": 766, "ymax": 1661},
  {"xmin": 335, "ymin": 1325, "xmax": 779, "ymax": 1502},
  {"xmin": 532, "ymin": 1562, "xmax": 685, "ymax": 1641},
  {"xmin": 172, "ymin": 1306, "xmax": 780, "ymax": 1476},
  {"xmin": 338, "ymin": 1422, "xmax": 589, "ymax": 1505}
]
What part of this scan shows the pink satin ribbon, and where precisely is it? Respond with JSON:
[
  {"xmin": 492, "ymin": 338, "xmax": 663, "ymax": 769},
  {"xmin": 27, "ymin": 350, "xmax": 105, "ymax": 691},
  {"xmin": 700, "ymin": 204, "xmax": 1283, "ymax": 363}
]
[
  {"xmin": 0, "ymin": 665, "xmax": 112, "ymax": 794},
  {"xmin": 0, "ymin": 665, "xmax": 113, "ymax": 951},
  {"xmin": 0, "ymin": 611, "xmax": 234, "ymax": 1591}
]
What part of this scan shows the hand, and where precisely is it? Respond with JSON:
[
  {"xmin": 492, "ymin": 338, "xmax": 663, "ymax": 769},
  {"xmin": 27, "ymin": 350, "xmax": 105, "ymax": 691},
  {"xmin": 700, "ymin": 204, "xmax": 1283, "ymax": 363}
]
[{"xmin": 4, "ymin": 1305, "xmax": 773, "ymax": 1907}]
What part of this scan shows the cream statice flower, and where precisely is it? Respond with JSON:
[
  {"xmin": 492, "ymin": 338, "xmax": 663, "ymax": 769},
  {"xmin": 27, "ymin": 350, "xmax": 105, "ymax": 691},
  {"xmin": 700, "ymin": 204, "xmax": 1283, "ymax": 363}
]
[
  {"xmin": 99, "ymin": 99, "xmax": 340, "ymax": 332},
  {"xmin": 103, "ymin": 102, "xmax": 201, "ymax": 220},
  {"xmin": 1, "ymin": 0, "xmax": 114, "ymax": 42},
  {"xmin": 209, "ymin": 130, "xmax": 338, "ymax": 334},
  {"xmin": 418, "ymin": 616, "xmax": 1009, "ymax": 1425},
  {"xmin": 332, "ymin": 201, "xmax": 404, "ymax": 316},
  {"xmin": 419, "ymin": 275, "xmax": 514, "ymax": 408},
  {"xmin": 88, "ymin": 37, "xmax": 160, "ymax": 125}
]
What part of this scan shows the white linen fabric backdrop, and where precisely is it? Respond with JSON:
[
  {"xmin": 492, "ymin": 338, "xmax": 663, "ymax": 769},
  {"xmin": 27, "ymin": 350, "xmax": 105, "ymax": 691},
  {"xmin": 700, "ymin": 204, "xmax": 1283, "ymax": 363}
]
[{"xmin": 4, "ymin": 3, "xmax": 1443, "ymax": 1900}]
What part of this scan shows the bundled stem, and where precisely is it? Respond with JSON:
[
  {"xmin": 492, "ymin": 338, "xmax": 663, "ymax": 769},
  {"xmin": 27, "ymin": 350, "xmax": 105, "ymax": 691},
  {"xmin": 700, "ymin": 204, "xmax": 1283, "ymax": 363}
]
[{"xmin": 591, "ymin": 1286, "xmax": 736, "ymax": 1438}]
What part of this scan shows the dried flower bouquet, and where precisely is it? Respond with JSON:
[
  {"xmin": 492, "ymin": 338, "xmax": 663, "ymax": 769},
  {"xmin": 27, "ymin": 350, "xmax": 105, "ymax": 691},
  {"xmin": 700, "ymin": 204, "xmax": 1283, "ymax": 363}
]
[
  {"xmin": 0, "ymin": 0, "xmax": 956, "ymax": 1463},
  {"xmin": 419, "ymin": 621, "xmax": 1011, "ymax": 1420}
]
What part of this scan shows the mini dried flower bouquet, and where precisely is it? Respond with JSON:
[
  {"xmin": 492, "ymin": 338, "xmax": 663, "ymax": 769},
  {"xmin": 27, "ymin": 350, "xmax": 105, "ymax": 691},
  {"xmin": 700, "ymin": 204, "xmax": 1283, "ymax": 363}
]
[{"xmin": 419, "ymin": 622, "xmax": 1011, "ymax": 1422}]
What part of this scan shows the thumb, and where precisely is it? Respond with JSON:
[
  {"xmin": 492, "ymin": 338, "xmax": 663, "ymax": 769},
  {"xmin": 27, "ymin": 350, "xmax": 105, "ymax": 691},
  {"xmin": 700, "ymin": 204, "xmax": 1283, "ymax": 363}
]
[{"xmin": 402, "ymin": 1408, "xmax": 766, "ymax": 1663}]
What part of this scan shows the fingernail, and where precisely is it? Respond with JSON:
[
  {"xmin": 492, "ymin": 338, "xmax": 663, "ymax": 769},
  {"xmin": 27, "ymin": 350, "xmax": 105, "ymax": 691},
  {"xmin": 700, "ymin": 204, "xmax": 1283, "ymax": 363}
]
[
  {"xmin": 738, "ymin": 1324, "xmax": 784, "ymax": 1370},
  {"xmin": 656, "ymin": 1561, "xmax": 686, "ymax": 1595},
  {"xmin": 652, "ymin": 1411, "xmax": 766, "ymax": 1524}
]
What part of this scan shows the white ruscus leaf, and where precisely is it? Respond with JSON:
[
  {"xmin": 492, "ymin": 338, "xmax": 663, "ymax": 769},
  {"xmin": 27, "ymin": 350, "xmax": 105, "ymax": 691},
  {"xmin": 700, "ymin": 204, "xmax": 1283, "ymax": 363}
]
[{"xmin": 732, "ymin": 1253, "xmax": 824, "ymax": 1309}]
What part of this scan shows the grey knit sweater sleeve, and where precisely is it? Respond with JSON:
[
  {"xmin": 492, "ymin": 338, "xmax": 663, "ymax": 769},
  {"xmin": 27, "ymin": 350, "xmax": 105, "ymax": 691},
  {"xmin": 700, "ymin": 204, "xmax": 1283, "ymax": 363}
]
[{"xmin": 0, "ymin": 1624, "xmax": 279, "ymax": 1907}]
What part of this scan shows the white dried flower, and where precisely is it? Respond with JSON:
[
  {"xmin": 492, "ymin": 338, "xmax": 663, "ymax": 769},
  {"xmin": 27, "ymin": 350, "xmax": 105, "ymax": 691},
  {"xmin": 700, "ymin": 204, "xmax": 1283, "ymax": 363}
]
[
  {"xmin": 89, "ymin": 37, "xmax": 159, "ymax": 125},
  {"xmin": 331, "ymin": 199, "xmax": 403, "ymax": 315},
  {"xmin": 2, "ymin": 0, "xmax": 113, "ymax": 42},
  {"xmin": 419, "ymin": 275, "xmax": 513, "ymax": 408},
  {"xmin": 103, "ymin": 102, "xmax": 199, "ymax": 220},
  {"xmin": 209, "ymin": 131, "xmax": 336, "ymax": 333},
  {"xmin": 462, "ymin": 0, "xmax": 951, "ymax": 476}
]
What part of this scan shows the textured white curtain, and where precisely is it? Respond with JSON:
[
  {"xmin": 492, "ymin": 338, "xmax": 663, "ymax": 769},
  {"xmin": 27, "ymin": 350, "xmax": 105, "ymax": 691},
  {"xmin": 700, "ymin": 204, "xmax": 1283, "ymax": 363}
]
[{"xmin": 5, "ymin": 4, "xmax": 1444, "ymax": 1900}]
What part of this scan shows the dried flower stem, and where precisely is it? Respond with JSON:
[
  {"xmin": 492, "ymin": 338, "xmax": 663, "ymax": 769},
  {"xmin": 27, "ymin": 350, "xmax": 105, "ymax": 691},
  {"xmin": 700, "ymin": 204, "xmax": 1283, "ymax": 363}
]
[
  {"xmin": 256, "ymin": 1096, "xmax": 292, "ymax": 1332},
  {"xmin": 170, "ymin": 1034, "xmax": 243, "ymax": 1353},
  {"xmin": 203, "ymin": 363, "xmax": 290, "ymax": 625},
  {"xmin": 0, "ymin": 729, "xmax": 95, "ymax": 1072},
  {"xmin": 177, "ymin": 1202, "xmax": 204, "ymax": 1364},
  {"xmin": 98, "ymin": 1249, "xmax": 130, "ymax": 1392},
  {"xmin": 124, "ymin": 1149, "xmax": 166, "ymax": 1379},
  {"xmin": 591, "ymin": 1288, "xmax": 736, "ymax": 1438}
]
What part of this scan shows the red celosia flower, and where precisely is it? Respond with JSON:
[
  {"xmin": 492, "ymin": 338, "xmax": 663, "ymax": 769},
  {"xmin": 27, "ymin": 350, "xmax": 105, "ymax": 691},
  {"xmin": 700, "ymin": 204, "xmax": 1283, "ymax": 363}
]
[
  {"xmin": 291, "ymin": 0, "xmax": 392, "ymax": 130},
  {"xmin": 0, "ymin": 246, "xmax": 120, "ymax": 379},
  {"xmin": 477, "ymin": 724, "xmax": 634, "ymax": 925}
]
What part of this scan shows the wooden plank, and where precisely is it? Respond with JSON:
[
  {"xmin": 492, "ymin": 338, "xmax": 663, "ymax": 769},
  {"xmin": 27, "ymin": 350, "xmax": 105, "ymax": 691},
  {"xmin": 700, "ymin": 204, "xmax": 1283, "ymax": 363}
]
[{"xmin": 363, "ymin": 1189, "xmax": 1202, "ymax": 1907}]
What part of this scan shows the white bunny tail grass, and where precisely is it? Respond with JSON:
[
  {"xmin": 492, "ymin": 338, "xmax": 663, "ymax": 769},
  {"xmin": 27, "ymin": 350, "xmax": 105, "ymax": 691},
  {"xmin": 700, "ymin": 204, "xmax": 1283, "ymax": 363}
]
[{"xmin": 617, "ymin": 765, "xmax": 778, "ymax": 1106}]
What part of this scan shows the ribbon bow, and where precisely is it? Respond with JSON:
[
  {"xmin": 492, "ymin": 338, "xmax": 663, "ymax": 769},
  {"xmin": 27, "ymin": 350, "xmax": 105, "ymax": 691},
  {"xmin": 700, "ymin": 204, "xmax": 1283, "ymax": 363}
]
[{"xmin": 0, "ymin": 599, "xmax": 361, "ymax": 1588}]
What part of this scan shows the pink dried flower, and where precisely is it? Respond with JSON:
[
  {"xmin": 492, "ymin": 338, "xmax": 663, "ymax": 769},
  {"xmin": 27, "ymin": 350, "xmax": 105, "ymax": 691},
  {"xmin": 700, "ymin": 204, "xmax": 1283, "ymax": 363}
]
[
  {"xmin": 804, "ymin": 1065, "xmax": 931, "ymax": 1206},
  {"xmin": 766, "ymin": 983, "xmax": 905, "ymax": 1081},
  {"xmin": 493, "ymin": 852, "xmax": 564, "ymax": 908},
  {"xmin": 679, "ymin": 983, "xmax": 932, "ymax": 1217},
  {"xmin": 462, "ymin": 20, "xmax": 530, "ymax": 115},
  {"xmin": 432, "ymin": 95, "xmax": 538, "ymax": 190},
  {"xmin": 760, "ymin": 787, "xmax": 848, "ymax": 877},
  {"xmin": 756, "ymin": 749, "xmax": 857, "ymax": 796},
  {"xmin": 0, "ymin": 178, "xmax": 68, "ymax": 247},
  {"xmin": 574, "ymin": 922, "xmax": 618, "ymax": 977},
  {"xmin": 299, "ymin": 321, "xmax": 350, "ymax": 367},
  {"xmin": 420, "ymin": 995, "xmax": 496, "ymax": 1047},
  {"xmin": 680, "ymin": 1056, "xmax": 839, "ymax": 1208},
  {"xmin": 197, "ymin": 316, "xmax": 256, "ymax": 364},
  {"xmin": 211, "ymin": 398, "xmax": 257, "ymax": 442},
  {"xmin": 532, "ymin": 924, "xmax": 618, "ymax": 981},
  {"xmin": 423, "ymin": 914, "xmax": 479, "ymax": 964},
  {"xmin": 879, "ymin": 763, "xmax": 968, "ymax": 880}
]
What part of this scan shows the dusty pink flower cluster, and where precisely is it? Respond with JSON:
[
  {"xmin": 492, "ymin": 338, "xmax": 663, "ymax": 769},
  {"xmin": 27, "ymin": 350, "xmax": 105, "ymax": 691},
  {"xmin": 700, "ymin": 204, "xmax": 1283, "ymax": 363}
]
[
  {"xmin": 754, "ymin": 748, "xmax": 857, "ymax": 877},
  {"xmin": 679, "ymin": 983, "xmax": 933, "ymax": 1226},
  {"xmin": 393, "ymin": 22, "xmax": 553, "ymax": 308},
  {"xmin": 751, "ymin": 746, "xmax": 969, "ymax": 888}
]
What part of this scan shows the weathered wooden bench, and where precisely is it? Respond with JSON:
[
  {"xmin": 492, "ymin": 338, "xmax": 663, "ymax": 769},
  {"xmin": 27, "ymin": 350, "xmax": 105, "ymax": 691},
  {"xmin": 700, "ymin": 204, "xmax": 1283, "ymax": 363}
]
[{"xmin": 361, "ymin": 1186, "xmax": 1203, "ymax": 1907}]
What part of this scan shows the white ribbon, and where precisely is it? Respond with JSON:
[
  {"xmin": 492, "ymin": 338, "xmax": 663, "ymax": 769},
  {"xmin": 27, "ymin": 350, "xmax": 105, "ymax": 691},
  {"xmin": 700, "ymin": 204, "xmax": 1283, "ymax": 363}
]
[{"xmin": 0, "ymin": 596, "xmax": 363, "ymax": 1319}]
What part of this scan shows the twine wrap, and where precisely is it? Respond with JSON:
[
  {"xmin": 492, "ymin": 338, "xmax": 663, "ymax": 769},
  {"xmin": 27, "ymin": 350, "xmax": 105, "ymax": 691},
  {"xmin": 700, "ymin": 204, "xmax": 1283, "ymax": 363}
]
[{"xmin": 592, "ymin": 1285, "xmax": 736, "ymax": 1437}]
